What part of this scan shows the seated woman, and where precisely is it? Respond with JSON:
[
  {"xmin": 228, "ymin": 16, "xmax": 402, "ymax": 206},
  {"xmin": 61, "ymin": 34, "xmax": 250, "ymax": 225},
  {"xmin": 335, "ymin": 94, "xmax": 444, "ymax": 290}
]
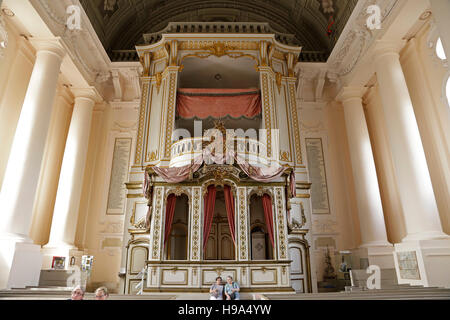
[
  {"xmin": 209, "ymin": 277, "xmax": 224, "ymax": 300},
  {"xmin": 224, "ymin": 276, "xmax": 240, "ymax": 300}
]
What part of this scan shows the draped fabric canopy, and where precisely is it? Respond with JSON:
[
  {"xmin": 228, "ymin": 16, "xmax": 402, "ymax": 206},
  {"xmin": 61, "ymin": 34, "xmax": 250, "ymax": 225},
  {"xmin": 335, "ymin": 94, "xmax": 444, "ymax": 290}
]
[
  {"xmin": 151, "ymin": 155, "xmax": 203, "ymax": 183},
  {"xmin": 149, "ymin": 152, "xmax": 287, "ymax": 184},
  {"xmin": 177, "ymin": 88, "xmax": 261, "ymax": 119}
]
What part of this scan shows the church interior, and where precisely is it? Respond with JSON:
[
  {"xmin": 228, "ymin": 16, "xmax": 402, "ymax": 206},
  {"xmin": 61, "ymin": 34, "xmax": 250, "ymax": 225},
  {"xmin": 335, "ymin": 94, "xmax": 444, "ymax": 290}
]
[{"xmin": 0, "ymin": 0, "xmax": 450, "ymax": 300}]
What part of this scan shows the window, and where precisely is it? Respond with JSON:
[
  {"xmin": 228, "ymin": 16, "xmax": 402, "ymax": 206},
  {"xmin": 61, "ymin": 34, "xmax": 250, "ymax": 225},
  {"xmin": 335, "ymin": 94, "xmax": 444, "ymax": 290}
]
[{"xmin": 436, "ymin": 38, "xmax": 447, "ymax": 60}]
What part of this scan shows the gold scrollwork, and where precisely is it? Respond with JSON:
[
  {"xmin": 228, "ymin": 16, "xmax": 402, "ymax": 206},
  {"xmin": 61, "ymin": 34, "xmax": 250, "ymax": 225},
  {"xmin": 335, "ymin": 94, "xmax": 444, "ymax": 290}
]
[
  {"xmin": 191, "ymin": 188, "xmax": 201, "ymax": 260},
  {"xmin": 238, "ymin": 188, "xmax": 248, "ymax": 260},
  {"xmin": 151, "ymin": 188, "xmax": 163, "ymax": 259},
  {"xmin": 280, "ymin": 151, "xmax": 290, "ymax": 162}
]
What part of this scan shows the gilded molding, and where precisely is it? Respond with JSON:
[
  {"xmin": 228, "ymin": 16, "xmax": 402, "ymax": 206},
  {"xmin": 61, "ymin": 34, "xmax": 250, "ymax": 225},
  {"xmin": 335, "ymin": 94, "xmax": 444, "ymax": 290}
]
[
  {"xmin": 238, "ymin": 187, "xmax": 249, "ymax": 261},
  {"xmin": 190, "ymin": 188, "xmax": 201, "ymax": 260},
  {"xmin": 288, "ymin": 82, "xmax": 303, "ymax": 164},
  {"xmin": 134, "ymin": 82, "xmax": 150, "ymax": 165},
  {"xmin": 275, "ymin": 187, "xmax": 288, "ymax": 260},
  {"xmin": 261, "ymin": 72, "xmax": 272, "ymax": 157},
  {"xmin": 126, "ymin": 193, "xmax": 145, "ymax": 198},
  {"xmin": 164, "ymin": 71, "xmax": 177, "ymax": 158},
  {"xmin": 151, "ymin": 187, "xmax": 164, "ymax": 259}
]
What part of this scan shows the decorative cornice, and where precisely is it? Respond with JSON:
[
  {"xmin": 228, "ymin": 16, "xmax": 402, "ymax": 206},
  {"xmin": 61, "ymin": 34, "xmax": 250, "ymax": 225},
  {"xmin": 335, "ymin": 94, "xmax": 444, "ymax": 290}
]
[
  {"xmin": 29, "ymin": 37, "xmax": 66, "ymax": 60},
  {"xmin": 327, "ymin": 0, "xmax": 400, "ymax": 77},
  {"xmin": 71, "ymin": 86, "xmax": 102, "ymax": 103},
  {"xmin": 31, "ymin": 0, "xmax": 111, "ymax": 85}
]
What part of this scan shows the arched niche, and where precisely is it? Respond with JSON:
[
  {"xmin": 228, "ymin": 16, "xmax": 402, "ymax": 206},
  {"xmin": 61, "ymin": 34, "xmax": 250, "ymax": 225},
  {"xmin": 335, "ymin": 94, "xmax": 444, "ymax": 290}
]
[
  {"xmin": 203, "ymin": 184, "xmax": 236, "ymax": 260},
  {"xmin": 249, "ymin": 193, "xmax": 274, "ymax": 260},
  {"xmin": 165, "ymin": 194, "xmax": 190, "ymax": 260}
]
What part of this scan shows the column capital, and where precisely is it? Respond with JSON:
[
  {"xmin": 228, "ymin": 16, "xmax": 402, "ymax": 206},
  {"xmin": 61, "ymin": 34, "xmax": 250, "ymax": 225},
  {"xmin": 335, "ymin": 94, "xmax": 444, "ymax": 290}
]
[
  {"xmin": 29, "ymin": 37, "xmax": 66, "ymax": 61},
  {"xmin": 363, "ymin": 85, "xmax": 379, "ymax": 105},
  {"xmin": 70, "ymin": 87, "xmax": 102, "ymax": 104},
  {"xmin": 373, "ymin": 40, "xmax": 406, "ymax": 61},
  {"xmin": 56, "ymin": 83, "xmax": 74, "ymax": 107},
  {"xmin": 336, "ymin": 86, "xmax": 366, "ymax": 104}
]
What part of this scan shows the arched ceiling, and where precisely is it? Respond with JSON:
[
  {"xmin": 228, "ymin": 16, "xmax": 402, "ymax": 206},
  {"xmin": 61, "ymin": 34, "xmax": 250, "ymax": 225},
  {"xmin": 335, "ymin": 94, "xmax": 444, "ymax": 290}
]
[{"xmin": 80, "ymin": 0, "xmax": 358, "ymax": 61}]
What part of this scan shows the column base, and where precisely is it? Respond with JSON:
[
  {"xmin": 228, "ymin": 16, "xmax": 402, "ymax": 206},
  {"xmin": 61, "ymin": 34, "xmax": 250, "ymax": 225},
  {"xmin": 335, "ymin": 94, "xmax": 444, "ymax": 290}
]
[
  {"xmin": 41, "ymin": 245, "xmax": 84, "ymax": 270},
  {"xmin": 393, "ymin": 239, "xmax": 450, "ymax": 288},
  {"xmin": 351, "ymin": 244, "xmax": 395, "ymax": 269},
  {"xmin": 0, "ymin": 237, "xmax": 42, "ymax": 289}
]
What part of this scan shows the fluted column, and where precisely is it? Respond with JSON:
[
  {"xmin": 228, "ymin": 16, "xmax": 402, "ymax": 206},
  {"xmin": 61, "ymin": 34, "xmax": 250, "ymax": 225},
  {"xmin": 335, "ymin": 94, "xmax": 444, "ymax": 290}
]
[
  {"xmin": 338, "ymin": 87, "xmax": 391, "ymax": 248},
  {"xmin": 374, "ymin": 41, "xmax": 448, "ymax": 241},
  {"xmin": 0, "ymin": 38, "xmax": 65, "ymax": 289},
  {"xmin": 45, "ymin": 88, "xmax": 100, "ymax": 250},
  {"xmin": 429, "ymin": 0, "xmax": 450, "ymax": 59},
  {"xmin": 0, "ymin": 38, "xmax": 65, "ymax": 241}
]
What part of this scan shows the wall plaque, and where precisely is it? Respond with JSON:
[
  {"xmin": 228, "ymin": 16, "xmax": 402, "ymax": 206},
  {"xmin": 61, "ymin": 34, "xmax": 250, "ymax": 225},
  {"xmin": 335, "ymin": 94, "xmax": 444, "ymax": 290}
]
[
  {"xmin": 305, "ymin": 138, "xmax": 330, "ymax": 214},
  {"xmin": 107, "ymin": 138, "xmax": 132, "ymax": 215},
  {"xmin": 397, "ymin": 251, "xmax": 421, "ymax": 280}
]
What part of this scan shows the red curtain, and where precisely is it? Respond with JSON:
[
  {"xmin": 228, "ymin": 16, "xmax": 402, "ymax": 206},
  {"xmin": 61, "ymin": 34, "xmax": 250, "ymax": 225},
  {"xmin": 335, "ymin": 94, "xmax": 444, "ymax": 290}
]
[
  {"xmin": 223, "ymin": 185, "xmax": 236, "ymax": 245},
  {"xmin": 262, "ymin": 194, "xmax": 275, "ymax": 248},
  {"xmin": 164, "ymin": 194, "xmax": 177, "ymax": 247},
  {"xmin": 203, "ymin": 185, "xmax": 217, "ymax": 250},
  {"xmin": 177, "ymin": 88, "xmax": 261, "ymax": 119}
]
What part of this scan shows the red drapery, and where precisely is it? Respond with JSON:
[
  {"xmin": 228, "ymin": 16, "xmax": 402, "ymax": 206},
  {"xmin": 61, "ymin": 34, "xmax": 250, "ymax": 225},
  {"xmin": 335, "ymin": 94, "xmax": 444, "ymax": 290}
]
[
  {"xmin": 262, "ymin": 194, "xmax": 275, "ymax": 248},
  {"xmin": 223, "ymin": 185, "xmax": 236, "ymax": 245},
  {"xmin": 203, "ymin": 185, "xmax": 217, "ymax": 250},
  {"xmin": 177, "ymin": 88, "xmax": 261, "ymax": 119},
  {"xmin": 164, "ymin": 194, "xmax": 177, "ymax": 247}
]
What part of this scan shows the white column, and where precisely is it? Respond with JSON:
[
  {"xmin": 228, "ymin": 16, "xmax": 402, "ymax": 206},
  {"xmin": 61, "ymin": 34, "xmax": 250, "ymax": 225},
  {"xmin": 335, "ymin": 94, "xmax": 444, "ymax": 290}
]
[
  {"xmin": 45, "ymin": 88, "xmax": 99, "ymax": 251},
  {"xmin": 429, "ymin": 0, "xmax": 450, "ymax": 59},
  {"xmin": 375, "ymin": 41, "xmax": 450, "ymax": 287},
  {"xmin": 338, "ymin": 87, "xmax": 393, "ymax": 268},
  {"xmin": 374, "ymin": 41, "xmax": 447, "ymax": 241},
  {"xmin": 338, "ymin": 87, "xmax": 391, "ymax": 246},
  {"xmin": 0, "ymin": 38, "xmax": 65, "ymax": 289},
  {"xmin": 30, "ymin": 85, "xmax": 73, "ymax": 245}
]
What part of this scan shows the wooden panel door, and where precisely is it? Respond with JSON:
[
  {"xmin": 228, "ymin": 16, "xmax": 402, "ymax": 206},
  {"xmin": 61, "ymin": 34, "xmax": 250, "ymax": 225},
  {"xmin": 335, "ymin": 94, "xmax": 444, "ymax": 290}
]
[
  {"xmin": 218, "ymin": 223, "xmax": 235, "ymax": 260},
  {"xmin": 205, "ymin": 224, "xmax": 217, "ymax": 260}
]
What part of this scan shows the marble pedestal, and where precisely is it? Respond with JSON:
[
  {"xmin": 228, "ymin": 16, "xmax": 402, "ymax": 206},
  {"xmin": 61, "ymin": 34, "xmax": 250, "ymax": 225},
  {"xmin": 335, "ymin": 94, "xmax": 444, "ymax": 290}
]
[
  {"xmin": 0, "ymin": 239, "xmax": 42, "ymax": 289},
  {"xmin": 393, "ymin": 239, "xmax": 450, "ymax": 288},
  {"xmin": 351, "ymin": 245, "xmax": 395, "ymax": 269}
]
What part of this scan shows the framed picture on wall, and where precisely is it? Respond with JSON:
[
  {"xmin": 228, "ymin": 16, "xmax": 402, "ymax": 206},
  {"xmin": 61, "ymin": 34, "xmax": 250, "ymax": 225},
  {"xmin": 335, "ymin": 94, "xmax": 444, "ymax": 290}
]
[{"xmin": 52, "ymin": 256, "xmax": 66, "ymax": 270}]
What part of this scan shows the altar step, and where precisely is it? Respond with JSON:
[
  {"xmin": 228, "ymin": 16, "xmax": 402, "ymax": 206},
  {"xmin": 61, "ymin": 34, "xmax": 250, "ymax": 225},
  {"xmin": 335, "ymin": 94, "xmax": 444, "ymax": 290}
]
[
  {"xmin": 262, "ymin": 286, "xmax": 450, "ymax": 300},
  {"xmin": 2, "ymin": 285, "xmax": 449, "ymax": 300},
  {"xmin": 0, "ymin": 287, "xmax": 255, "ymax": 300},
  {"xmin": 350, "ymin": 268, "xmax": 399, "ymax": 289}
]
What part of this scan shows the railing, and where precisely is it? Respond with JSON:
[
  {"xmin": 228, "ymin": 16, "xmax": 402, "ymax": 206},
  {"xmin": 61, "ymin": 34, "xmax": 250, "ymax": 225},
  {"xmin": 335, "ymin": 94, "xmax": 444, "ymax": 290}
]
[
  {"xmin": 110, "ymin": 50, "xmax": 139, "ymax": 62},
  {"xmin": 142, "ymin": 22, "xmax": 299, "ymax": 46},
  {"xmin": 110, "ymin": 48, "xmax": 328, "ymax": 62},
  {"xmin": 300, "ymin": 51, "xmax": 328, "ymax": 62},
  {"xmin": 169, "ymin": 137, "xmax": 270, "ymax": 167}
]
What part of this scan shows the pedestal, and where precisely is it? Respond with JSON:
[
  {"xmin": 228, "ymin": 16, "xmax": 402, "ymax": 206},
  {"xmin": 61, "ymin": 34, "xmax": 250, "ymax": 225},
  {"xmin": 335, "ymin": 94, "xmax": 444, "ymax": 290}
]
[
  {"xmin": 352, "ymin": 246, "xmax": 395, "ymax": 269},
  {"xmin": 393, "ymin": 239, "xmax": 450, "ymax": 288},
  {"xmin": 351, "ymin": 245, "xmax": 395, "ymax": 269},
  {"xmin": 0, "ymin": 239, "xmax": 42, "ymax": 289}
]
